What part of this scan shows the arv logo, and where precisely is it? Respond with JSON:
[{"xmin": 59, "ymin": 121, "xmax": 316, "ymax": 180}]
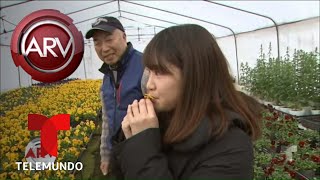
[
  {"xmin": 11, "ymin": 9, "xmax": 84, "ymax": 83},
  {"xmin": 24, "ymin": 37, "xmax": 72, "ymax": 58}
]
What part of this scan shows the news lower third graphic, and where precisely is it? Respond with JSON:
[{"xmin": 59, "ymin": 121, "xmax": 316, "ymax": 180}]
[{"xmin": 15, "ymin": 114, "xmax": 83, "ymax": 171}]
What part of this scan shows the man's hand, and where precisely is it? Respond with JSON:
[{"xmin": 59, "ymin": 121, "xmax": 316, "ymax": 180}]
[
  {"xmin": 100, "ymin": 161, "xmax": 109, "ymax": 175},
  {"xmin": 122, "ymin": 99, "xmax": 159, "ymax": 139}
]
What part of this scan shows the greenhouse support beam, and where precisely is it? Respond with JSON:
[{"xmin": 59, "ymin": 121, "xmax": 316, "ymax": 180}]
[
  {"xmin": 74, "ymin": 11, "xmax": 118, "ymax": 25},
  {"xmin": 0, "ymin": 0, "xmax": 34, "ymax": 11},
  {"xmin": 121, "ymin": 0, "xmax": 240, "ymax": 83},
  {"xmin": 83, "ymin": 56, "xmax": 87, "ymax": 79},
  {"xmin": 120, "ymin": 16, "xmax": 168, "ymax": 29},
  {"xmin": 121, "ymin": 10, "xmax": 178, "ymax": 25},
  {"xmin": 0, "ymin": 17, "xmax": 16, "ymax": 26},
  {"xmin": 0, "ymin": 28, "xmax": 13, "ymax": 35},
  {"xmin": 66, "ymin": 0, "xmax": 116, "ymax": 16},
  {"xmin": 18, "ymin": 67, "xmax": 21, "ymax": 88},
  {"xmin": 127, "ymin": 33, "xmax": 161, "ymax": 37},
  {"xmin": 118, "ymin": 0, "xmax": 122, "ymax": 17},
  {"xmin": 204, "ymin": 0, "xmax": 280, "ymax": 61},
  {"xmin": 124, "ymin": 26, "xmax": 161, "ymax": 30}
]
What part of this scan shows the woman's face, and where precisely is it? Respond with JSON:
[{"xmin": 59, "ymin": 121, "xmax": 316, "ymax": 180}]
[{"xmin": 145, "ymin": 64, "xmax": 182, "ymax": 112}]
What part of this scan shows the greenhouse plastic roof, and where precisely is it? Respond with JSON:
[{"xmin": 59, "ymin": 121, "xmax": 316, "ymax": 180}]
[{"xmin": 1, "ymin": 0, "xmax": 319, "ymax": 38}]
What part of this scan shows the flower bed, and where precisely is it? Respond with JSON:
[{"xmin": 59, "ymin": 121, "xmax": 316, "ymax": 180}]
[
  {"xmin": 0, "ymin": 79, "xmax": 102, "ymax": 179},
  {"xmin": 254, "ymin": 105, "xmax": 320, "ymax": 179}
]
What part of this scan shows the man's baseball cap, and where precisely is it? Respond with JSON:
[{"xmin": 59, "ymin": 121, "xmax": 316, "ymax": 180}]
[{"xmin": 85, "ymin": 16, "xmax": 125, "ymax": 39}]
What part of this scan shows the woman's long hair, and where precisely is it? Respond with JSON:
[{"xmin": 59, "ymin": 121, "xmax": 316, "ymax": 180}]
[{"xmin": 143, "ymin": 24, "xmax": 262, "ymax": 144}]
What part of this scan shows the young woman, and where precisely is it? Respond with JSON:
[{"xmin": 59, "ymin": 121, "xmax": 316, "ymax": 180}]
[{"xmin": 108, "ymin": 24, "xmax": 262, "ymax": 179}]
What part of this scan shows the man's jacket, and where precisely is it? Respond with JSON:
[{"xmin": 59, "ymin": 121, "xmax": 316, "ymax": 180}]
[{"xmin": 99, "ymin": 42, "xmax": 144, "ymax": 149}]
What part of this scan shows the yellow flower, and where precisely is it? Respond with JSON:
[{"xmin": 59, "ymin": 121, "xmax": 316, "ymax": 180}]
[
  {"xmin": 33, "ymin": 172, "xmax": 40, "ymax": 180},
  {"xmin": 65, "ymin": 130, "xmax": 71, "ymax": 137},
  {"xmin": 10, "ymin": 172, "xmax": 19, "ymax": 180},
  {"xmin": 0, "ymin": 172, "xmax": 7, "ymax": 179},
  {"xmin": 6, "ymin": 152, "xmax": 19, "ymax": 162},
  {"xmin": 19, "ymin": 173, "xmax": 25, "ymax": 179},
  {"xmin": 44, "ymin": 170, "xmax": 51, "ymax": 177},
  {"xmin": 72, "ymin": 139, "xmax": 78, "ymax": 146},
  {"xmin": 84, "ymin": 136, "xmax": 89, "ymax": 143},
  {"xmin": 74, "ymin": 129, "xmax": 79, "ymax": 136},
  {"xmin": 2, "ymin": 162, "xmax": 10, "ymax": 170},
  {"xmin": 11, "ymin": 146, "xmax": 18, "ymax": 152},
  {"xmin": 11, "ymin": 162, "xmax": 19, "ymax": 170},
  {"xmin": 24, "ymin": 170, "xmax": 31, "ymax": 176},
  {"xmin": 69, "ymin": 174, "xmax": 75, "ymax": 180},
  {"xmin": 56, "ymin": 171, "xmax": 61, "ymax": 178},
  {"xmin": 63, "ymin": 137, "xmax": 70, "ymax": 143},
  {"xmin": 2, "ymin": 146, "xmax": 10, "ymax": 154},
  {"xmin": 18, "ymin": 144, "xmax": 25, "ymax": 151}
]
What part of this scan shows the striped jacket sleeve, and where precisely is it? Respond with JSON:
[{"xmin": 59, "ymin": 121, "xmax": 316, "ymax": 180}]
[
  {"xmin": 100, "ymin": 90, "xmax": 111, "ymax": 162},
  {"xmin": 141, "ymin": 68, "xmax": 149, "ymax": 95}
]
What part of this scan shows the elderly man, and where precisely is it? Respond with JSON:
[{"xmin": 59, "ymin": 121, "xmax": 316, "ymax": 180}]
[{"xmin": 85, "ymin": 16, "xmax": 144, "ymax": 175}]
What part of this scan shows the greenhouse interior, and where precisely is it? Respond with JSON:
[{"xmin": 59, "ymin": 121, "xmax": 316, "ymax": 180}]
[{"xmin": 0, "ymin": 1, "xmax": 319, "ymax": 179}]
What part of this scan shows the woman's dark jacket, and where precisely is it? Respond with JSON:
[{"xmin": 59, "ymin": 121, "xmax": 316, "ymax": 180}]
[{"xmin": 109, "ymin": 110, "xmax": 254, "ymax": 180}]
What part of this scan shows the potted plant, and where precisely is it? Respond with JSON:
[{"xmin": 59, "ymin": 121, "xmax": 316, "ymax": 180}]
[
  {"xmin": 279, "ymin": 50, "xmax": 295, "ymax": 114},
  {"xmin": 310, "ymin": 49, "xmax": 320, "ymax": 115},
  {"xmin": 240, "ymin": 62, "xmax": 252, "ymax": 91}
]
